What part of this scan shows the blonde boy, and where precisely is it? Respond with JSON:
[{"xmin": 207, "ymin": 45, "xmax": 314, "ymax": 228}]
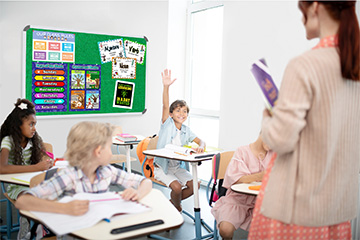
[{"xmin": 16, "ymin": 121, "xmax": 152, "ymax": 216}]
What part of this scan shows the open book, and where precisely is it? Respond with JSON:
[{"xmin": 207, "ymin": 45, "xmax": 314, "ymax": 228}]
[
  {"xmin": 250, "ymin": 58, "xmax": 279, "ymax": 112},
  {"xmin": 30, "ymin": 192, "xmax": 150, "ymax": 235},
  {"xmin": 143, "ymin": 144, "xmax": 217, "ymax": 161}
]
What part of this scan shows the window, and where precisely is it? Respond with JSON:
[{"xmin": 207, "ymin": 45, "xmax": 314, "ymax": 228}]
[{"xmin": 186, "ymin": 2, "xmax": 224, "ymax": 183}]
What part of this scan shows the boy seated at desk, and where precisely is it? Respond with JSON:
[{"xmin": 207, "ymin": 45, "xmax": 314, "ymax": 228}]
[{"xmin": 15, "ymin": 121, "xmax": 152, "ymax": 236}]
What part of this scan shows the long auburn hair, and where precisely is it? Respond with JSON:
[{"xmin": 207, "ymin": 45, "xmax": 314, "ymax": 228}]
[
  {"xmin": 0, "ymin": 98, "xmax": 45, "ymax": 165},
  {"xmin": 299, "ymin": 0, "xmax": 360, "ymax": 81}
]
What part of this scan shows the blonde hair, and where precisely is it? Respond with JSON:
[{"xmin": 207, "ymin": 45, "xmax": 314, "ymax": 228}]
[{"xmin": 64, "ymin": 121, "xmax": 114, "ymax": 168}]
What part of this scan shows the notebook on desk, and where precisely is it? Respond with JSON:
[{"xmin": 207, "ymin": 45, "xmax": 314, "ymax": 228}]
[
  {"xmin": 143, "ymin": 145, "xmax": 217, "ymax": 161},
  {"xmin": 30, "ymin": 192, "xmax": 151, "ymax": 235}
]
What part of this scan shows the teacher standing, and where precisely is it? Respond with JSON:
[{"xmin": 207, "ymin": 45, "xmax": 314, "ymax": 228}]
[{"xmin": 249, "ymin": 1, "xmax": 360, "ymax": 239}]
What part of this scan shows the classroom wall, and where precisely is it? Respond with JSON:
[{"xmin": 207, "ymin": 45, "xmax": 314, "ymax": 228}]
[{"xmin": 0, "ymin": 1, "xmax": 169, "ymax": 171}]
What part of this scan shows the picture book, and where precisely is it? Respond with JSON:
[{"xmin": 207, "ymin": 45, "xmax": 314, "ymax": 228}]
[
  {"xmin": 30, "ymin": 192, "xmax": 150, "ymax": 235},
  {"xmin": 250, "ymin": 58, "xmax": 279, "ymax": 112}
]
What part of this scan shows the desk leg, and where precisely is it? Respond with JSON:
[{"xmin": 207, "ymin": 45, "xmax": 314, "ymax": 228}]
[
  {"xmin": 191, "ymin": 162, "xmax": 201, "ymax": 239},
  {"xmin": 125, "ymin": 145, "xmax": 131, "ymax": 173}
]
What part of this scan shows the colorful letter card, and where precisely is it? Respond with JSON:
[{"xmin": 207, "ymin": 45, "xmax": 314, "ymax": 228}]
[
  {"xmin": 112, "ymin": 58, "xmax": 136, "ymax": 79},
  {"xmin": 124, "ymin": 40, "xmax": 146, "ymax": 65},
  {"xmin": 32, "ymin": 62, "xmax": 67, "ymax": 112},
  {"xmin": 32, "ymin": 30, "xmax": 75, "ymax": 62},
  {"xmin": 113, "ymin": 80, "xmax": 135, "ymax": 109},
  {"xmin": 69, "ymin": 64, "xmax": 101, "ymax": 111},
  {"xmin": 98, "ymin": 39, "xmax": 125, "ymax": 64}
]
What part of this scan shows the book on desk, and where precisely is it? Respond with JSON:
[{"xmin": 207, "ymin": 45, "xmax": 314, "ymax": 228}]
[
  {"xmin": 143, "ymin": 144, "xmax": 217, "ymax": 161},
  {"xmin": 29, "ymin": 192, "xmax": 150, "ymax": 236}
]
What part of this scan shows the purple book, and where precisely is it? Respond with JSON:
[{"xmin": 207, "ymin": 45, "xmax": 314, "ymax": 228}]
[{"xmin": 251, "ymin": 58, "xmax": 278, "ymax": 111}]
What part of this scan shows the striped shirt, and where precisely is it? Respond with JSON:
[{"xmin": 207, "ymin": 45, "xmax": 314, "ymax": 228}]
[
  {"xmin": 1, "ymin": 136, "xmax": 33, "ymax": 199},
  {"xmin": 25, "ymin": 165, "xmax": 145, "ymax": 200}
]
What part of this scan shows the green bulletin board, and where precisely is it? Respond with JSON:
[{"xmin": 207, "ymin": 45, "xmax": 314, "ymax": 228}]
[{"xmin": 22, "ymin": 26, "xmax": 147, "ymax": 117}]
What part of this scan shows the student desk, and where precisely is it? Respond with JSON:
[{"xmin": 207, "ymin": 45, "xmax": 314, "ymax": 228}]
[
  {"xmin": 112, "ymin": 136, "xmax": 143, "ymax": 173},
  {"xmin": 0, "ymin": 172, "xmax": 42, "ymax": 186},
  {"xmin": 19, "ymin": 188, "xmax": 183, "ymax": 239},
  {"xmin": 143, "ymin": 149, "xmax": 215, "ymax": 240},
  {"xmin": 231, "ymin": 182, "xmax": 261, "ymax": 196}
]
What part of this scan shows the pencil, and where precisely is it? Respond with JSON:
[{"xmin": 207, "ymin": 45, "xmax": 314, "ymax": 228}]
[{"xmin": 174, "ymin": 152, "xmax": 187, "ymax": 156}]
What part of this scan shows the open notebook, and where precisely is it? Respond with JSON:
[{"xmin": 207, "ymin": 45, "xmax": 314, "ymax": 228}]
[
  {"xmin": 30, "ymin": 192, "xmax": 150, "ymax": 235},
  {"xmin": 143, "ymin": 144, "xmax": 217, "ymax": 161}
]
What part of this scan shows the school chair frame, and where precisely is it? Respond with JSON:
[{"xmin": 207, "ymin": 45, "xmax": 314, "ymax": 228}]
[
  {"xmin": 0, "ymin": 183, "xmax": 20, "ymax": 240},
  {"xmin": 206, "ymin": 151, "xmax": 234, "ymax": 240},
  {"xmin": 137, "ymin": 136, "xmax": 214, "ymax": 240}
]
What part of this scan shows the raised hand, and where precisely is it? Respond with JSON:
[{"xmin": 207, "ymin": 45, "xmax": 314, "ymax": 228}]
[{"xmin": 161, "ymin": 69, "xmax": 177, "ymax": 87}]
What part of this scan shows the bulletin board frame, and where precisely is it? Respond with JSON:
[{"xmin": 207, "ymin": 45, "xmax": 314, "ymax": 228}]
[{"xmin": 22, "ymin": 25, "xmax": 148, "ymax": 118}]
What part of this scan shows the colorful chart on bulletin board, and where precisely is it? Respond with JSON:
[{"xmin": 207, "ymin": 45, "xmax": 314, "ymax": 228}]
[{"xmin": 22, "ymin": 26, "xmax": 147, "ymax": 117}]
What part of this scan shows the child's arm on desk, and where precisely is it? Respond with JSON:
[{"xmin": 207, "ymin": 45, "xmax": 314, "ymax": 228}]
[
  {"xmin": 0, "ymin": 148, "xmax": 52, "ymax": 174},
  {"xmin": 192, "ymin": 137, "xmax": 206, "ymax": 153},
  {"xmin": 15, "ymin": 194, "xmax": 89, "ymax": 216},
  {"xmin": 234, "ymin": 171, "xmax": 265, "ymax": 184},
  {"xmin": 161, "ymin": 69, "xmax": 176, "ymax": 123},
  {"xmin": 121, "ymin": 178, "xmax": 152, "ymax": 201}
]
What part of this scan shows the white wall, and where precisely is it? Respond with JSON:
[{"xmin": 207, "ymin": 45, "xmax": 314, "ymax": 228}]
[
  {"xmin": 0, "ymin": 1, "xmax": 168, "ymax": 171},
  {"xmin": 167, "ymin": 0, "xmax": 315, "ymax": 150},
  {"xmin": 219, "ymin": 0, "xmax": 316, "ymax": 150}
]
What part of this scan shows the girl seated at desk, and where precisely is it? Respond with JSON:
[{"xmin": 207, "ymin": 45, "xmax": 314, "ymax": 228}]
[{"xmin": 211, "ymin": 134, "xmax": 275, "ymax": 240}]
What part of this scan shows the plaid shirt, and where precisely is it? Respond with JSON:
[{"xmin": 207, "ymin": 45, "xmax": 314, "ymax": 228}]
[{"xmin": 25, "ymin": 165, "xmax": 145, "ymax": 200}]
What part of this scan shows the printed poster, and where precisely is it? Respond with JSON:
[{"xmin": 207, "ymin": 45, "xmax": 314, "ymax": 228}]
[
  {"xmin": 69, "ymin": 64, "xmax": 101, "ymax": 111},
  {"xmin": 98, "ymin": 39, "xmax": 125, "ymax": 64},
  {"xmin": 32, "ymin": 62, "xmax": 67, "ymax": 112},
  {"xmin": 32, "ymin": 30, "xmax": 75, "ymax": 62},
  {"xmin": 124, "ymin": 40, "xmax": 146, "ymax": 65},
  {"xmin": 113, "ymin": 80, "xmax": 135, "ymax": 109},
  {"xmin": 112, "ymin": 58, "xmax": 136, "ymax": 79}
]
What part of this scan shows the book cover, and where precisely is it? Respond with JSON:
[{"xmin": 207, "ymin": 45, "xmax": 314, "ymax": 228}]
[{"xmin": 250, "ymin": 58, "xmax": 278, "ymax": 111}]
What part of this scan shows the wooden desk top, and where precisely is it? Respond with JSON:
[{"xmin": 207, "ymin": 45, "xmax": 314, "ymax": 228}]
[
  {"xmin": 20, "ymin": 188, "xmax": 183, "ymax": 239},
  {"xmin": 0, "ymin": 172, "xmax": 42, "ymax": 186},
  {"xmin": 230, "ymin": 182, "xmax": 261, "ymax": 196}
]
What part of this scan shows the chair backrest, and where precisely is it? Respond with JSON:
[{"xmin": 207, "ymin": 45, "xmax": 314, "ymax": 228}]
[
  {"xmin": 43, "ymin": 142, "xmax": 53, "ymax": 154},
  {"xmin": 30, "ymin": 168, "xmax": 59, "ymax": 188},
  {"xmin": 213, "ymin": 151, "xmax": 234, "ymax": 180},
  {"xmin": 208, "ymin": 151, "xmax": 234, "ymax": 206},
  {"xmin": 146, "ymin": 136, "xmax": 159, "ymax": 159},
  {"xmin": 113, "ymin": 125, "xmax": 123, "ymax": 136}
]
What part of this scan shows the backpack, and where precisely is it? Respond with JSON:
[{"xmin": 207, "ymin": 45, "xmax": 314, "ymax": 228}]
[{"xmin": 136, "ymin": 134, "xmax": 158, "ymax": 178}]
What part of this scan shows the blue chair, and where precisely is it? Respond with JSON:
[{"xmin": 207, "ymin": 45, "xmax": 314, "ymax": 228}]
[{"xmin": 0, "ymin": 182, "xmax": 20, "ymax": 240}]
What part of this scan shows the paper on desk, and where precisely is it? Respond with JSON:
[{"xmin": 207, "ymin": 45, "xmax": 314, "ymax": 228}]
[
  {"xmin": 11, "ymin": 163, "xmax": 68, "ymax": 184},
  {"xmin": 11, "ymin": 171, "xmax": 43, "ymax": 184},
  {"xmin": 30, "ymin": 191, "xmax": 151, "ymax": 236}
]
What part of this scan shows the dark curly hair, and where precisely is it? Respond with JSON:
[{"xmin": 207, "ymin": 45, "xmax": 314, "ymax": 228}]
[{"xmin": 0, "ymin": 98, "xmax": 45, "ymax": 165}]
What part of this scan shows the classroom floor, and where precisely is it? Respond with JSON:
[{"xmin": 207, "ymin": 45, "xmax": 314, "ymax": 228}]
[{"xmin": 0, "ymin": 181, "xmax": 249, "ymax": 240}]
